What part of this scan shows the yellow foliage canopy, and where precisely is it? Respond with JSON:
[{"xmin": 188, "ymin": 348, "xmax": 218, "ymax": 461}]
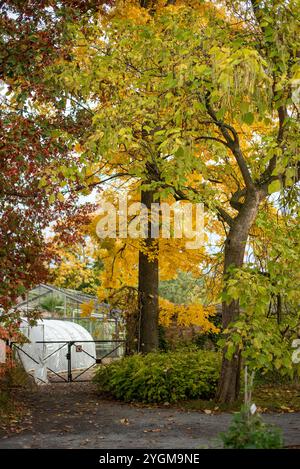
[{"xmin": 159, "ymin": 297, "xmax": 219, "ymax": 331}]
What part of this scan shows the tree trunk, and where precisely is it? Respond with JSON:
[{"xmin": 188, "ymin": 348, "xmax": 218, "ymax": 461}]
[
  {"xmin": 216, "ymin": 190, "xmax": 262, "ymax": 403},
  {"xmin": 138, "ymin": 189, "xmax": 159, "ymax": 353}
]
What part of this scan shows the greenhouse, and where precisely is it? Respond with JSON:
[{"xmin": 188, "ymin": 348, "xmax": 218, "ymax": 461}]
[
  {"xmin": 18, "ymin": 318, "xmax": 96, "ymax": 384},
  {"xmin": 15, "ymin": 284, "xmax": 124, "ymax": 360}
]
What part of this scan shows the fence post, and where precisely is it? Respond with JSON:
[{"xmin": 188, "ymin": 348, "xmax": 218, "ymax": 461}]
[
  {"xmin": 67, "ymin": 342, "xmax": 73, "ymax": 382},
  {"xmin": 5, "ymin": 340, "xmax": 13, "ymax": 368}
]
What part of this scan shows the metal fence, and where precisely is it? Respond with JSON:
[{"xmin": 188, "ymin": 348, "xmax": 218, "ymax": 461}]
[{"xmin": 11, "ymin": 339, "xmax": 125, "ymax": 384}]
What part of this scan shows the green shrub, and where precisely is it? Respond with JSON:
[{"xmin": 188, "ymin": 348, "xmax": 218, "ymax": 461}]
[
  {"xmin": 93, "ymin": 350, "xmax": 220, "ymax": 403},
  {"xmin": 220, "ymin": 405, "xmax": 283, "ymax": 449},
  {"xmin": 254, "ymin": 369, "xmax": 296, "ymax": 386}
]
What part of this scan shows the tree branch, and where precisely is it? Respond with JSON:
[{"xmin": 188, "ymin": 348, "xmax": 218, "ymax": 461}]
[
  {"xmin": 230, "ymin": 188, "xmax": 247, "ymax": 211},
  {"xmin": 216, "ymin": 206, "xmax": 234, "ymax": 227},
  {"xmin": 171, "ymin": 185, "xmax": 234, "ymax": 227},
  {"xmin": 74, "ymin": 172, "xmax": 130, "ymax": 191},
  {"xmin": 259, "ymin": 105, "xmax": 288, "ymax": 186},
  {"xmin": 203, "ymin": 92, "xmax": 254, "ymax": 189},
  {"xmin": 195, "ymin": 136, "xmax": 230, "ymax": 147}
]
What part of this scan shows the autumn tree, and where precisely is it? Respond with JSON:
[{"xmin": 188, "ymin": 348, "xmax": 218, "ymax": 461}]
[
  {"xmin": 50, "ymin": 237, "xmax": 103, "ymax": 294},
  {"xmin": 48, "ymin": 1, "xmax": 221, "ymax": 352},
  {"xmin": 0, "ymin": 0, "xmax": 109, "ymax": 330},
  {"xmin": 207, "ymin": 0, "xmax": 300, "ymax": 402},
  {"xmin": 51, "ymin": 187, "xmax": 217, "ymax": 353},
  {"xmin": 48, "ymin": 0, "xmax": 300, "ymax": 402},
  {"xmin": 221, "ymin": 203, "xmax": 300, "ymax": 378}
]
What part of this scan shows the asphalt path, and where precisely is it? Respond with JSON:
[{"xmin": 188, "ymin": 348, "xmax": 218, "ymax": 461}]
[{"xmin": 1, "ymin": 382, "xmax": 299, "ymax": 449}]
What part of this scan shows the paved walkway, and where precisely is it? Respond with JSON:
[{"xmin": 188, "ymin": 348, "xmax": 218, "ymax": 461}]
[{"xmin": 1, "ymin": 382, "xmax": 300, "ymax": 449}]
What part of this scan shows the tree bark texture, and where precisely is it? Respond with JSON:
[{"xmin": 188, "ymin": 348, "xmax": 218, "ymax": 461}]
[
  {"xmin": 217, "ymin": 190, "xmax": 262, "ymax": 403},
  {"xmin": 138, "ymin": 189, "xmax": 159, "ymax": 353}
]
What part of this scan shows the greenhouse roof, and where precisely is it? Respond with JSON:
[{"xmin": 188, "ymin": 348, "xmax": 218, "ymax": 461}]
[{"xmin": 15, "ymin": 284, "xmax": 121, "ymax": 319}]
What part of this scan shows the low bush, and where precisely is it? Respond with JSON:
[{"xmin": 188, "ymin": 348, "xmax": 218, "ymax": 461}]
[
  {"xmin": 93, "ymin": 350, "xmax": 220, "ymax": 403},
  {"xmin": 220, "ymin": 405, "xmax": 283, "ymax": 449}
]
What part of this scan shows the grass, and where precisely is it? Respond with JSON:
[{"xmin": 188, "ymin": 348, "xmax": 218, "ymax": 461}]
[{"xmin": 176, "ymin": 383, "xmax": 300, "ymax": 413}]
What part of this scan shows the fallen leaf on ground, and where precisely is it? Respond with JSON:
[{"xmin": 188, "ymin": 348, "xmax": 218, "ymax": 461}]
[
  {"xmin": 280, "ymin": 405, "xmax": 295, "ymax": 413},
  {"xmin": 120, "ymin": 418, "xmax": 129, "ymax": 425}
]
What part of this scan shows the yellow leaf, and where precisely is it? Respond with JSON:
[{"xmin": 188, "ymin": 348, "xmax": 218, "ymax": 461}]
[{"xmin": 74, "ymin": 143, "xmax": 83, "ymax": 153}]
